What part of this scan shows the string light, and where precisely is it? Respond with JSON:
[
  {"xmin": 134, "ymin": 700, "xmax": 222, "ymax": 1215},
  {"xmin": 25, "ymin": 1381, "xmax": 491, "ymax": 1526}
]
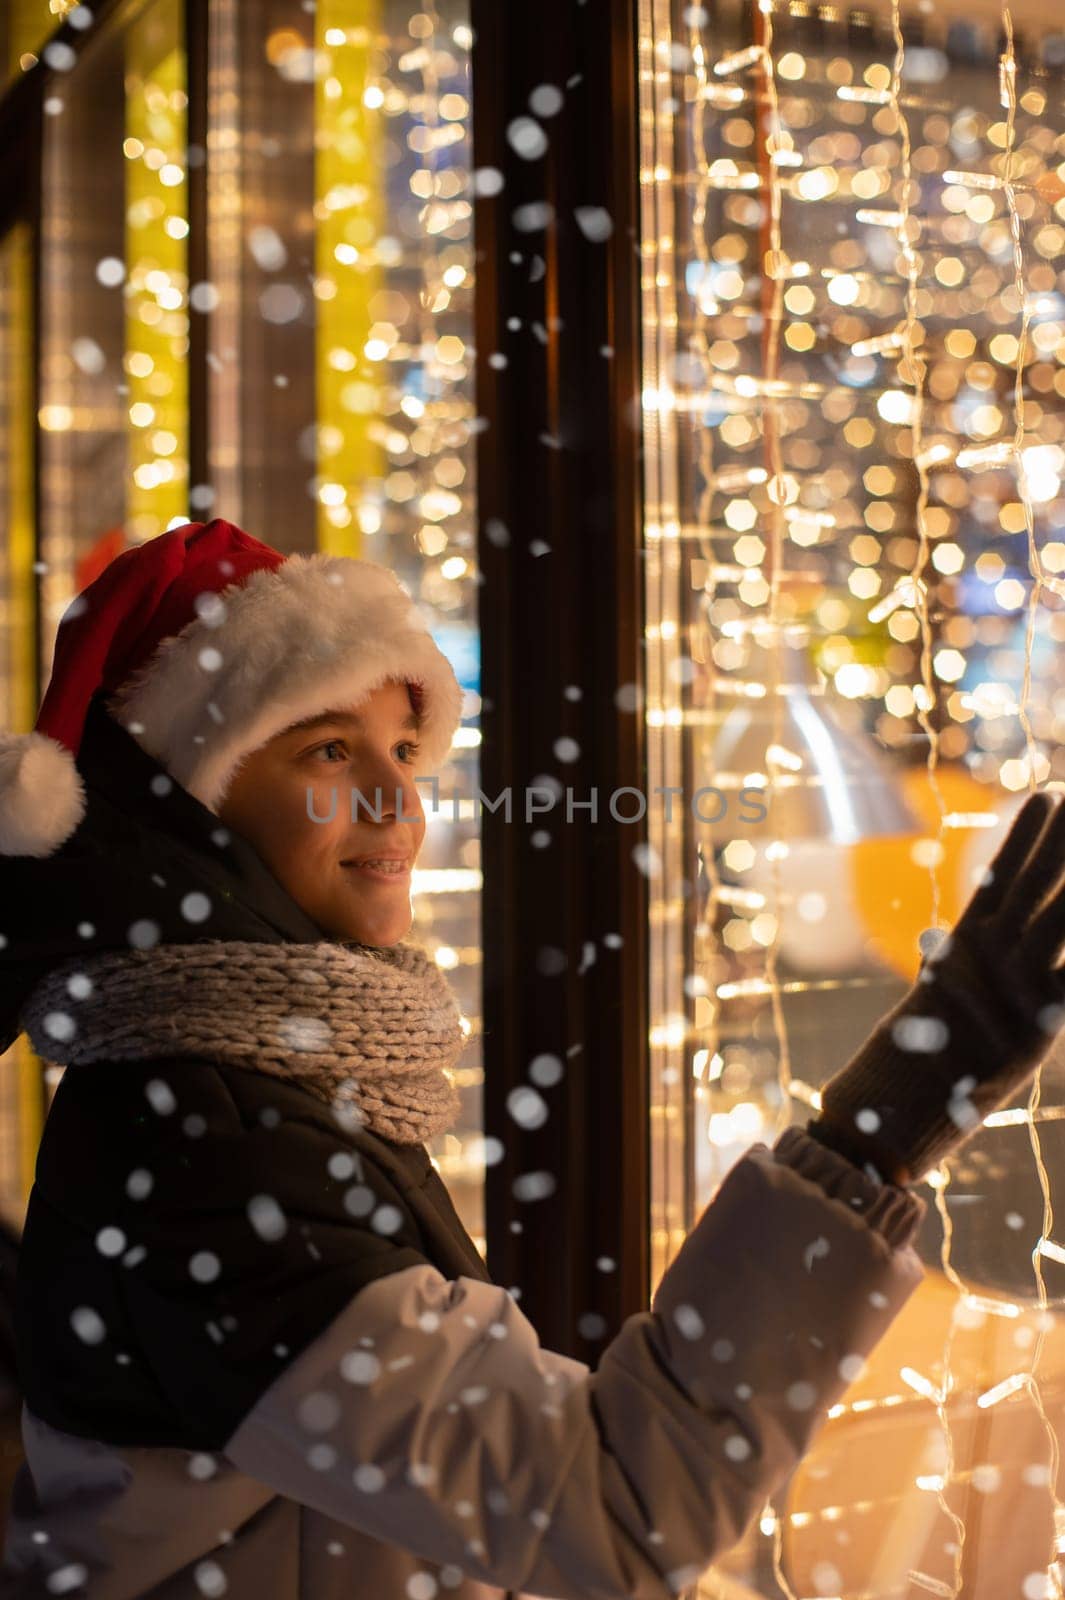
[
  {"xmin": 1001, "ymin": 10, "xmax": 1065, "ymax": 1588},
  {"xmin": 641, "ymin": 0, "xmax": 1065, "ymax": 1595}
]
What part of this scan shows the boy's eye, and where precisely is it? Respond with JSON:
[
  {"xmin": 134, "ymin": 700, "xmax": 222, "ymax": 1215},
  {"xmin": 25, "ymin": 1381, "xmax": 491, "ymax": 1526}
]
[
  {"xmin": 308, "ymin": 738, "xmax": 422, "ymax": 764},
  {"xmin": 311, "ymin": 739, "xmax": 348, "ymax": 763}
]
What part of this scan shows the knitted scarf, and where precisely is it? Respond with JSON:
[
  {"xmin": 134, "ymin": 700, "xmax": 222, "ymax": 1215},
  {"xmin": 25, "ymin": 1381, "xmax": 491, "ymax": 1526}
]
[{"xmin": 20, "ymin": 938, "xmax": 465, "ymax": 1146}]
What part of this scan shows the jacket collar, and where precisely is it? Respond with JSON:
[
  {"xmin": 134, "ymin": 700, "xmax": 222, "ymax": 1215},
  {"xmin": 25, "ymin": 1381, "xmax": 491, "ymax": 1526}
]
[
  {"xmin": 0, "ymin": 691, "xmax": 328, "ymax": 1051},
  {"xmin": 77, "ymin": 691, "xmax": 328, "ymax": 944}
]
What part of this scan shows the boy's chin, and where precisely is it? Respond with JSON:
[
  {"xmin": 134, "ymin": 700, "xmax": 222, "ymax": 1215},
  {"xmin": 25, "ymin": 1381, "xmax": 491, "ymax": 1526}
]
[{"xmin": 319, "ymin": 909, "xmax": 412, "ymax": 947}]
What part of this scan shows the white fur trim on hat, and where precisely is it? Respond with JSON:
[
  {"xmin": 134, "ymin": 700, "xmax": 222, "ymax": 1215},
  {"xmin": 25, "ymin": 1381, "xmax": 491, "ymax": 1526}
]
[
  {"xmin": 0, "ymin": 731, "xmax": 87, "ymax": 857},
  {"xmin": 105, "ymin": 554, "xmax": 465, "ymax": 814}
]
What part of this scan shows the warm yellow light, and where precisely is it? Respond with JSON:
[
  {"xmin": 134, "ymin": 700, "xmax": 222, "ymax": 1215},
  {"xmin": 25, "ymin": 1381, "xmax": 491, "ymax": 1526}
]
[
  {"xmin": 931, "ymin": 542, "xmax": 964, "ymax": 575},
  {"xmin": 934, "ymin": 256, "xmax": 964, "ymax": 287},
  {"xmin": 848, "ymin": 568, "xmax": 881, "ymax": 600},
  {"xmin": 265, "ymin": 28, "xmax": 306, "ymax": 66},
  {"xmin": 796, "ymin": 167, "xmax": 838, "ymax": 202},
  {"xmin": 722, "ymin": 839, "xmax": 756, "ymax": 873},
  {"xmin": 994, "ymin": 578, "xmax": 1026, "ymax": 609},
  {"xmin": 724, "ymin": 498, "xmax": 758, "ymax": 531},
  {"xmin": 863, "ymin": 465, "xmax": 895, "ymax": 495},
  {"xmin": 933, "ymin": 648, "xmax": 966, "ymax": 683},
  {"xmin": 885, "ymin": 684, "xmax": 915, "ymax": 717},
  {"xmin": 975, "ymin": 552, "xmax": 1006, "ymax": 583},
  {"xmin": 877, "ymin": 390, "xmax": 916, "ymax": 425},
  {"xmin": 827, "ymin": 273, "xmax": 860, "ymax": 306},
  {"xmin": 849, "ymin": 533, "xmax": 882, "ymax": 565},
  {"xmin": 785, "ymin": 322, "xmax": 816, "ymax": 351},
  {"xmin": 734, "ymin": 535, "xmax": 765, "ymax": 566},
  {"xmin": 945, "ymin": 328, "xmax": 977, "ymax": 358},
  {"xmin": 38, "ymin": 404, "xmax": 73, "ymax": 431},
  {"xmin": 834, "ymin": 662, "xmax": 879, "ymax": 697}
]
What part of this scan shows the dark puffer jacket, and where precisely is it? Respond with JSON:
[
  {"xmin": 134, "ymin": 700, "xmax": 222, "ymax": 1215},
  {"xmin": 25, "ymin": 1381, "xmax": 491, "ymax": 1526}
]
[{"xmin": 0, "ymin": 692, "xmax": 927, "ymax": 1598}]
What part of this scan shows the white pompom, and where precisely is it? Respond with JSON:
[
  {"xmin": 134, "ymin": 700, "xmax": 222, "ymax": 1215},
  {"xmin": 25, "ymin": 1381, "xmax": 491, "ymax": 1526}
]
[{"xmin": 0, "ymin": 731, "xmax": 86, "ymax": 857}]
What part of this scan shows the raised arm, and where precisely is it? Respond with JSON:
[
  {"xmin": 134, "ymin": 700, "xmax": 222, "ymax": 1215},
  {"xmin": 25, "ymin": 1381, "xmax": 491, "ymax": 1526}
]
[{"xmin": 221, "ymin": 1126, "xmax": 925, "ymax": 1599}]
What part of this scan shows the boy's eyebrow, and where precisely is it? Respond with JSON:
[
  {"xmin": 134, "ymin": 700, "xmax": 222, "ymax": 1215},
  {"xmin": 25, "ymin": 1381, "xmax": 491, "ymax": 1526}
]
[{"xmin": 284, "ymin": 708, "xmax": 423, "ymax": 736}]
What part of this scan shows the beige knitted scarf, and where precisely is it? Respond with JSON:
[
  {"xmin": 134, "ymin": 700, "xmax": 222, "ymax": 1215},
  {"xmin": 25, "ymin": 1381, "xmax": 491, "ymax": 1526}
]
[{"xmin": 20, "ymin": 938, "xmax": 465, "ymax": 1146}]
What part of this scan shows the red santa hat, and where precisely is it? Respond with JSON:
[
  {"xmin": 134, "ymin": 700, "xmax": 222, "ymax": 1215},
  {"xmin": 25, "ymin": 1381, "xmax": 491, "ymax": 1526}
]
[{"xmin": 0, "ymin": 519, "xmax": 465, "ymax": 858}]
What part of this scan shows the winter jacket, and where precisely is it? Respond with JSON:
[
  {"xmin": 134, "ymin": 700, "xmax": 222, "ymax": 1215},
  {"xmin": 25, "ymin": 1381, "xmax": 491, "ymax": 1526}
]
[{"xmin": 0, "ymin": 691, "xmax": 929, "ymax": 1598}]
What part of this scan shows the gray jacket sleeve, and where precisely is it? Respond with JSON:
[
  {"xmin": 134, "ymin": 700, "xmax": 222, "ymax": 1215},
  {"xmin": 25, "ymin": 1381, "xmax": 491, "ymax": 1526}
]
[{"xmin": 223, "ymin": 1125, "xmax": 927, "ymax": 1599}]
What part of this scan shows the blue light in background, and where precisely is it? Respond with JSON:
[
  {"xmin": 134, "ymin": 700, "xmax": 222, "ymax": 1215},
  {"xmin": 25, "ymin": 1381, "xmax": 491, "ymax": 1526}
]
[{"xmin": 432, "ymin": 622, "xmax": 480, "ymax": 699}]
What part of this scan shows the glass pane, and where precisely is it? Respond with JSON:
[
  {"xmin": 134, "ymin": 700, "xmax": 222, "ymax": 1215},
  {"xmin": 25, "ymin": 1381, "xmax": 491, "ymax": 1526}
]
[
  {"xmin": 0, "ymin": 223, "xmax": 41, "ymax": 1232},
  {"xmin": 640, "ymin": 1, "xmax": 1065, "ymax": 1593},
  {"xmin": 204, "ymin": 1, "xmax": 483, "ymax": 1248},
  {"xmin": 38, "ymin": 0, "xmax": 188, "ymax": 679}
]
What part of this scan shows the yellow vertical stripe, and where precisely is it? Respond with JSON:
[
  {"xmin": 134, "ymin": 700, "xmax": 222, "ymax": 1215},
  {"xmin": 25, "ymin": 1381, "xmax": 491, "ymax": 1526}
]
[
  {"xmin": 7, "ymin": 224, "xmax": 35, "ymax": 737},
  {"xmin": 5, "ymin": 224, "xmax": 44, "ymax": 1203},
  {"xmin": 124, "ymin": 4, "xmax": 188, "ymax": 543},
  {"xmin": 313, "ymin": 2, "xmax": 385, "ymax": 557}
]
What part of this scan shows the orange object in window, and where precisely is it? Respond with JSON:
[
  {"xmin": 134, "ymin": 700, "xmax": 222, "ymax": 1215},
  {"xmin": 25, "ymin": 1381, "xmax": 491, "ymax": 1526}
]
[{"xmin": 850, "ymin": 763, "xmax": 1011, "ymax": 984}]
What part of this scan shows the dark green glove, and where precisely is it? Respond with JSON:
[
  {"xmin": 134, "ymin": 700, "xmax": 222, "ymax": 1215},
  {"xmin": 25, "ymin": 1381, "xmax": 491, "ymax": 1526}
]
[{"xmin": 806, "ymin": 789, "xmax": 1065, "ymax": 1187}]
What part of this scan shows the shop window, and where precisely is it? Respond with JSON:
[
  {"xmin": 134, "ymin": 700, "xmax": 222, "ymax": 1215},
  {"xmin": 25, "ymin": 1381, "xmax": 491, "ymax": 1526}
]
[
  {"xmin": 38, "ymin": 0, "xmax": 188, "ymax": 678},
  {"xmin": 640, "ymin": 1, "xmax": 1065, "ymax": 1592},
  {"xmin": 204, "ymin": 1, "xmax": 483, "ymax": 1248}
]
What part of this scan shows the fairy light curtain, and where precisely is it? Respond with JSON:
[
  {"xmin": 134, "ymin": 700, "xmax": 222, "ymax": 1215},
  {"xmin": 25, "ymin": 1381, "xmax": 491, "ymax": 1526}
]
[{"xmin": 639, "ymin": 0, "xmax": 1065, "ymax": 1595}]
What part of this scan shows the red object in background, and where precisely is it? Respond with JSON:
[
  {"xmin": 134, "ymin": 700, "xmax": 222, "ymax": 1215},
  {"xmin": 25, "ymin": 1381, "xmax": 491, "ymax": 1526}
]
[{"xmin": 74, "ymin": 527, "xmax": 127, "ymax": 594}]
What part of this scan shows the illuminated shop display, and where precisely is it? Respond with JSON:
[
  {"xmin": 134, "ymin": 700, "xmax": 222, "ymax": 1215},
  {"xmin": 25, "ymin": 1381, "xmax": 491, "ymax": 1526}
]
[
  {"xmin": 15, "ymin": 0, "xmax": 484, "ymax": 1246},
  {"xmin": 204, "ymin": 0, "xmax": 483, "ymax": 1248},
  {"xmin": 640, "ymin": 0, "xmax": 1065, "ymax": 1593},
  {"xmin": 37, "ymin": 0, "xmax": 189, "ymax": 664}
]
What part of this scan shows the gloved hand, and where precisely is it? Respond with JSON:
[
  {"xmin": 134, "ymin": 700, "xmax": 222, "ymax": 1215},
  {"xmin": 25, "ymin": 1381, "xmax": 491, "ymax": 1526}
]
[{"xmin": 806, "ymin": 789, "xmax": 1065, "ymax": 1188}]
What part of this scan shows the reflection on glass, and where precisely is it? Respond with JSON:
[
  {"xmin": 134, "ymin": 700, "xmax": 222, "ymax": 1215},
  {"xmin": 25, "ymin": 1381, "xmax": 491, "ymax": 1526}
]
[
  {"xmin": 205, "ymin": 1, "xmax": 483, "ymax": 1248},
  {"xmin": 39, "ymin": 0, "xmax": 188, "ymax": 677},
  {"xmin": 640, "ymin": 0, "xmax": 1065, "ymax": 1593}
]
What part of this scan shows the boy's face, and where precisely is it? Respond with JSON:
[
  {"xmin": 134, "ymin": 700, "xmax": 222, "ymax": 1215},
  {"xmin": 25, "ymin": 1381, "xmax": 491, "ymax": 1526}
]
[{"xmin": 217, "ymin": 678, "xmax": 425, "ymax": 946}]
